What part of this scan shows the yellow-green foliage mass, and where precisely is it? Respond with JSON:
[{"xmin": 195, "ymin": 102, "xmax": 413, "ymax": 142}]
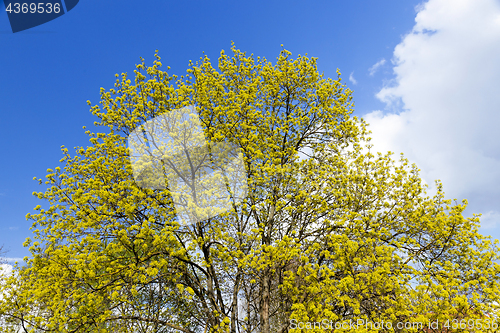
[{"xmin": 1, "ymin": 44, "xmax": 499, "ymax": 333}]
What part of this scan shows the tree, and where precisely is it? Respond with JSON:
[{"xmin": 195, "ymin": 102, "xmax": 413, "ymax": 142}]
[{"xmin": 1, "ymin": 43, "xmax": 499, "ymax": 333}]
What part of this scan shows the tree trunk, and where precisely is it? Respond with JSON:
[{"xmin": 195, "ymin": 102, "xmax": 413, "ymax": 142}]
[
  {"xmin": 260, "ymin": 204, "xmax": 275, "ymax": 333},
  {"xmin": 260, "ymin": 271, "xmax": 271, "ymax": 333}
]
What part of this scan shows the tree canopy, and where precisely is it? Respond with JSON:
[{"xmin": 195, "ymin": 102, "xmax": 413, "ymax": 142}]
[{"xmin": 1, "ymin": 44, "xmax": 499, "ymax": 333}]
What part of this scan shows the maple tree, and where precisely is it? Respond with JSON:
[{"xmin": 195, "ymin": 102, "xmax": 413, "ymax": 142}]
[{"xmin": 1, "ymin": 44, "xmax": 499, "ymax": 333}]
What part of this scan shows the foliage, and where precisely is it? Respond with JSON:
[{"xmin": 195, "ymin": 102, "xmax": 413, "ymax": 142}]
[{"xmin": 1, "ymin": 43, "xmax": 499, "ymax": 333}]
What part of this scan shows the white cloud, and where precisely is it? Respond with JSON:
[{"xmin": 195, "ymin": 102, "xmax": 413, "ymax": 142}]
[
  {"xmin": 349, "ymin": 72, "xmax": 358, "ymax": 85},
  {"xmin": 480, "ymin": 211, "xmax": 500, "ymax": 230},
  {"xmin": 369, "ymin": 58, "xmax": 386, "ymax": 76},
  {"xmin": 2, "ymin": 257, "xmax": 23, "ymax": 262},
  {"xmin": 364, "ymin": 0, "xmax": 500, "ymax": 234},
  {"xmin": 0, "ymin": 264, "xmax": 12, "ymax": 277}
]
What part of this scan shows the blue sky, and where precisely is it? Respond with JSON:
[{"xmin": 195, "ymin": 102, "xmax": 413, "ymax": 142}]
[{"xmin": 1, "ymin": 0, "xmax": 500, "ymax": 262}]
